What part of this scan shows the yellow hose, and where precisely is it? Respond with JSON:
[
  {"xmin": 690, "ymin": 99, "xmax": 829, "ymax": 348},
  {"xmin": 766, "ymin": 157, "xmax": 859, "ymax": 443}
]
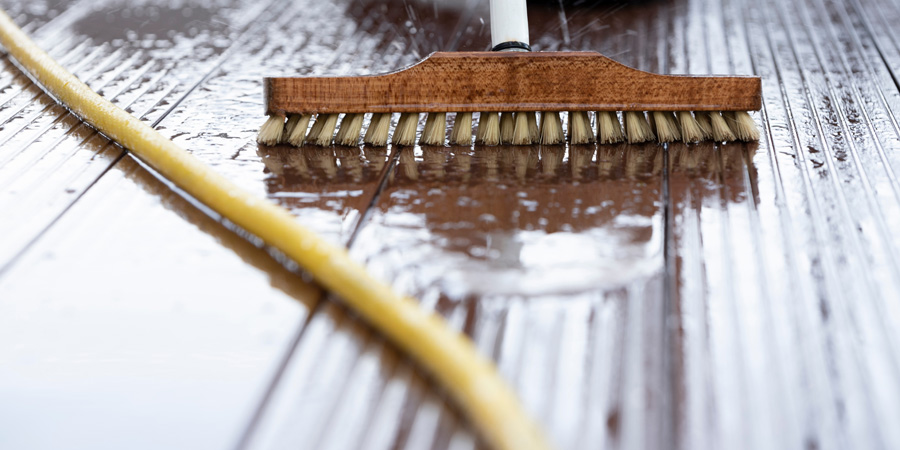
[{"xmin": 0, "ymin": 9, "xmax": 550, "ymax": 450}]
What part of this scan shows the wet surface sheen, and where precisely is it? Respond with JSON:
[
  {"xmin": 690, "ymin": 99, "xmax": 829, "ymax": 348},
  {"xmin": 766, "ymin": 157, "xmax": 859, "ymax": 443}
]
[{"xmin": 2, "ymin": 0, "xmax": 900, "ymax": 449}]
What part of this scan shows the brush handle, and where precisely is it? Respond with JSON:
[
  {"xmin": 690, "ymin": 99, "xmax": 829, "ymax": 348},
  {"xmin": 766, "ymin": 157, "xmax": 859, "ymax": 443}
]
[
  {"xmin": 264, "ymin": 51, "xmax": 762, "ymax": 115},
  {"xmin": 491, "ymin": 0, "xmax": 530, "ymax": 50}
]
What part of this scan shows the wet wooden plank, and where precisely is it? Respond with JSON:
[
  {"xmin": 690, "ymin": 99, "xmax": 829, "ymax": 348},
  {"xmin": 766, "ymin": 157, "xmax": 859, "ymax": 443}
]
[
  {"xmin": 2, "ymin": 0, "xmax": 900, "ymax": 450},
  {"xmin": 0, "ymin": 156, "xmax": 319, "ymax": 450},
  {"xmin": 0, "ymin": 0, "xmax": 273, "ymax": 269},
  {"xmin": 245, "ymin": 4, "xmax": 671, "ymax": 449}
]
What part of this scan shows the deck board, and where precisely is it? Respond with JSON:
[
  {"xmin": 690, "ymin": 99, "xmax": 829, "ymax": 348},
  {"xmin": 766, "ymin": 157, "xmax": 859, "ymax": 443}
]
[{"xmin": 2, "ymin": 0, "xmax": 900, "ymax": 449}]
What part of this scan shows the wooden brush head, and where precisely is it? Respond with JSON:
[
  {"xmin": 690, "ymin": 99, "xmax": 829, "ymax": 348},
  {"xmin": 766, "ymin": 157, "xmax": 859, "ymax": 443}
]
[{"xmin": 264, "ymin": 51, "xmax": 761, "ymax": 115}]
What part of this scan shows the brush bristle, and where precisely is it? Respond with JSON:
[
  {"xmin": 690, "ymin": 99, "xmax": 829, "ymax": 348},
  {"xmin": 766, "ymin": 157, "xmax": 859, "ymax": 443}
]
[
  {"xmin": 695, "ymin": 112, "xmax": 713, "ymax": 140},
  {"xmin": 568, "ymin": 111, "xmax": 594, "ymax": 144},
  {"xmin": 420, "ymin": 112, "xmax": 446, "ymax": 146},
  {"xmin": 500, "ymin": 112, "xmax": 515, "ymax": 144},
  {"xmin": 512, "ymin": 112, "xmax": 533, "ymax": 145},
  {"xmin": 286, "ymin": 114, "xmax": 312, "ymax": 146},
  {"xmin": 597, "ymin": 111, "xmax": 624, "ymax": 144},
  {"xmin": 312, "ymin": 113, "xmax": 339, "ymax": 146},
  {"xmin": 652, "ymin": 111, "xmax": 681, "ymax": 143},
  {"xmin": 282, "ymin": 114, "xmax": 301, "ymax": 143},
  {"xmin": 726, "ymin": 111, "xmax": 760, "ymax": 141},
  {"xmin": 364, "ymin": 113, "xmax": 392, "ymax": 147},
  {"xmin": 475, "ymin": 112, "xmax": 487, "ymax": 143},
  {"xmin": 707, "ymin": 111, "xmax": 736, "ymax": 142},
  {"xmin": 392, "ymin": 112, "xmax": 419, "ymax": 146},
  {"xmin": 335, "ymin": 113, "xmax": 364, "ymax": 146},
  {"xmin": 450, "ymin": 112, "xmax": 473, "ymax": 145},
  {"xmin": 624, "ymin": 111, "xmax": 655, "ymax": 143},
  {"xmin": 540, "ymin": 111, "xmax": 564, "ymax": 145},
  {"xmin": 527, "ymin": 112, "xmax": 540, "ymax": 141},
  {"xmin": 258, "ymin": 115, "xmax": 285, "ymax": 145},
  {"xmin": 477, "ymin": 112, "xmax": 501, "ymax": 145},
  {"xmin": 678, "ymin": 111, "xmax": 704, "ymax": 143}
]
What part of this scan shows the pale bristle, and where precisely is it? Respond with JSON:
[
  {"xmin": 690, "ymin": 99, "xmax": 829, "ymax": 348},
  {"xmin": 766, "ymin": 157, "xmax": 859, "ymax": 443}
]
[
  {"xmin": 335, "ymin": 113, "xmax": 364, "ymax": 146},
  {"xmin": 282, "ymin": 114, "xmax": 301, "ymax": 143},
  {"xmin": 258, "ymin": 115, "xmax": 284, "ymax": 145},
  {"xmin": 527, "ymin": 112, "xmax": 540, "ymax": 141},
  {"xmin": 420, "ymin": 112, "xmax": 447, "ymax": 146},
  {"xmin": 499, "ymin": 112, "xmax": 515, "ymax": 144},
  {"xmin": 568, "ymin": 111, "xmax": 594, "ymax": 144},
  {"xmin": 286, "ymin": 113, "xmax": 312, "ymax": 146},
  {"xmin": 511, "ymin": 112, "xmax": 533, "ymax": 145},
  {"xmin": 678, "ymin": 111, "xmax": 704, "ymax": 143},
  {"xmin": 695, "ymin": 112, "xmax": 713, "ymax": 140},
  {"xmin": 310, "ymin": 113, "xmax": 338, "ymax": 146},
  {"xmin": 477, "ymin": 112, "xmax": 500, "ymax": 145},
  {"xmin": 624, "ymin": 111, "xmax": 655, "ymax": 143},
  {"xmin": 652, "ymin": 111, "xmax": 681, "ymax": 143},
  {"xmin": 392, "ymin": 112, "xmax": 419, "ymax": 146},
  {"xmin": 540, "ymin": 111, "xmax": 564, "ymax": 145},
  {"xmin": 475, "ymin": 112, "xmax": 487, "ymax": 142},
  {"xmin": 450, "ymin": 112, "xmax": 473, "ymax": 145},
  {"xmin": 364, "ymin": 113, "xmax": 392, "ymax": 147},
  {"xmin": 726, "ymin": 111, "xmax": 760, "ymax": 141},
  {"xmin": 707, "ymin": 111, "xmax": 736, "ymax": 142},
  {"xmin": 596, "ymin": 111, "xmax": 624, "ymax": 144},
  {"xmin": 306, "ymin": 114, "xmax": 324, "ymax": 141}
]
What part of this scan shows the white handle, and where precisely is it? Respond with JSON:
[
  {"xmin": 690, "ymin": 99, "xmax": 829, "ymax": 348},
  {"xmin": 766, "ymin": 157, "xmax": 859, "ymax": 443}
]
[{"xmin": 490, "ymin": 0, "xmax": 530, "ymax": 50}]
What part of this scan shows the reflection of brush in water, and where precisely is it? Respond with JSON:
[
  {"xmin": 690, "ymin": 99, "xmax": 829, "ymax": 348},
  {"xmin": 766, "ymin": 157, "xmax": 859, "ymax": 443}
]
[
  {"xmin": 667, "ymin": 144, "xmax": 690, "ymax": 174},
  {"xmin": 597, "ymin": 145, "xmax": 616, "ymax": 178},
  {"xmin": 422, "ymin": 146, "xmax": 447, "ymax": 180},
  {"xmin": 308, "ymin": 147, "xmax": 338, "ymax": 179},
  {"xmin": 481, "ymin": 146, "xmax": 500, "ymax": 182},
  {"xmin": 651, "ymin": 145, "xmax": 664, "ymax": 176},
  {"xmin": 398, "ymin": 148, "xmax": 419, "ymax": 181},
  {"xmin": 257, "ymin": 145, "xmax": 289, "ymax": 176},
  {"xmin": 363, "ymin": 146, "xmax": 389, "ymax": 173},
  {"xmin": 540, "ymin": 146, "xmax": 564, "ymax": 176},
  {"xmin": 720, "ymin": 142, "xmax": 750, "ymax": 176},
  {"xmin": 513, "ymin": 146, "xmax": 539, "ymax": 182},
  {"xmin": 527, "ymin": 145, "xmax": 540, "ymax": 171},
  {"xmin": 699, "ymin": 143, "xmax": 717, "ymax": 172},
  {"xmin": 285, "ymin": 149, "xmax": 311, "ymax": 180},
  {"xmin": 335, "ymin": 147, "xmax": 363, "ymax": 182},
  {"xmin": 570, "ymin": 146, "xmax": 594, "ymax": 180},
  {"xmin": 624, "ymin": 145, "xmax": 652, "ymax": 179},
  {"xmin": 513, "ymin": 147, "xmax": 528, "ymax": 182},
  {"xmin": 499, "ymin": 145, "xmax": 515, "ymax": 172},
  {"xmin": 452, "ymin": 149, "xmax": 472, "ymax": 182}
]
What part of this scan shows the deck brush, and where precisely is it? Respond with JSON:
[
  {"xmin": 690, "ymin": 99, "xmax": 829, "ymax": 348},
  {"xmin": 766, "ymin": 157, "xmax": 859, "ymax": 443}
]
[
  {"xmin": 259, "ymin": 52, "xmax": 761, "ymax": 148},
  {"xmin": 259, "ymin": 0, "xmax": 759, "ymax": 151}
]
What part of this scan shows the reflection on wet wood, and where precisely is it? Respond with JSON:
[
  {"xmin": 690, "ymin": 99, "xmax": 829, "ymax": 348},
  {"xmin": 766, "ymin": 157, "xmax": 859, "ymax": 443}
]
[{"xmin": 3, "ymin": 0, "xmax": 900, "ymax": 449}]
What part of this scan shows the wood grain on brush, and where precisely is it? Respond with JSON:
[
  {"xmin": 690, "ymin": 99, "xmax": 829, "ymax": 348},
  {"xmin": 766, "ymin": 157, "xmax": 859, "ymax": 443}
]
[{"xmin": 264, "ymin": 51, "xmax": 761, "ymax": 115}]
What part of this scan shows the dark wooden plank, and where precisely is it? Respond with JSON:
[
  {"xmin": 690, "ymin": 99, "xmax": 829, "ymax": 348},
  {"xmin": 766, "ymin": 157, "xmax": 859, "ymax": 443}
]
[
  {"xmin": 3, "ymin": 1, "xmax": 900, "ymax": 450},
  {"xmin": 664, "ymin": 0, "xmax": 900, "ymax": 448},
  {"xmin": 0, "ymin": 0, "xmax": 276, "ymax": 269},
  {"xmin": 0, "ymin": 156, "xmax": 320, "ymax": 450},
  {"xmin": 246, "ymin": 4, "xmax": 672, "ymax": 449}
]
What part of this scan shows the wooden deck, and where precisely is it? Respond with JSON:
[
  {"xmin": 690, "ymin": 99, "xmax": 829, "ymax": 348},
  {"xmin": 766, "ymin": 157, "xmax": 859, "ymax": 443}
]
[{"xmin": 2, "ymin": 0, "xmax": 900, "ymax": 449}]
